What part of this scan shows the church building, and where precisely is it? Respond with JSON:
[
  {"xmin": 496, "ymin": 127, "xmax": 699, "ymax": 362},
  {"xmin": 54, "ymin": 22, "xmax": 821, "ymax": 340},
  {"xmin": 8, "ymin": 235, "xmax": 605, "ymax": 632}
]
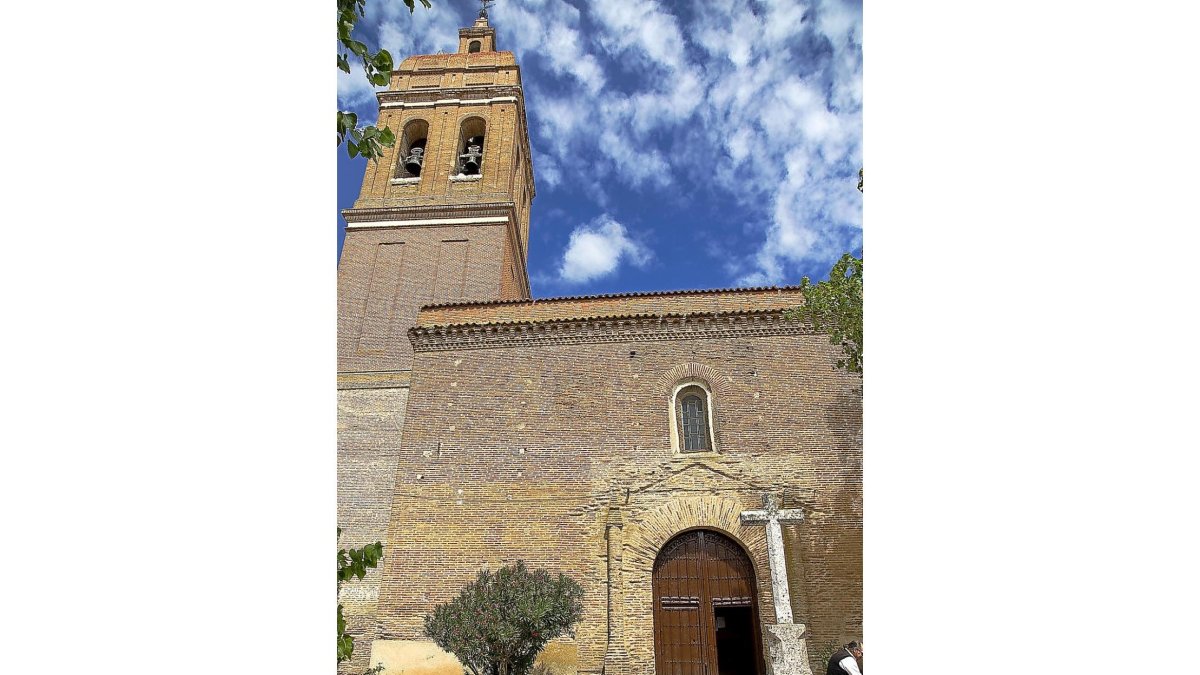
[{"xmin": 337, "ymin": 12, "xmax": 862, "ymax": 675}]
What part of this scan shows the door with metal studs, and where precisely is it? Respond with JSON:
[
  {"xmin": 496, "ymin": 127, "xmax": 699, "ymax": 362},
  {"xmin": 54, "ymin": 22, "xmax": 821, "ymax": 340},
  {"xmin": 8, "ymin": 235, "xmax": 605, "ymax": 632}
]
[{"xmin": 652, "ymin": 530, "xmax": 764, "ymax": 675}]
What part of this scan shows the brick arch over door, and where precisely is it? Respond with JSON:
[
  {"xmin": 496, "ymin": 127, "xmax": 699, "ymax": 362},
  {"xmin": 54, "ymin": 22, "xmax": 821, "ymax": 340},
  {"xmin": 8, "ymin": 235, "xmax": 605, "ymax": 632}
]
[{"xmin": 620, "ymin": 496, "xmax": 774, "ymax": 671}]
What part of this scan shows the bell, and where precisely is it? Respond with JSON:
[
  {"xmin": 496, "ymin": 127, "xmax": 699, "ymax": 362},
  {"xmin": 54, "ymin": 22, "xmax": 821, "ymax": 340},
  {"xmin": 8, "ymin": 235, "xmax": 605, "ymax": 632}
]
[
  {"xmin": 403, "ymin": 145, "xmax": 424, "ymax": 176},
  {"xmin": 459, "ymin": 136, "xmax": 484, "ymax": 175}
]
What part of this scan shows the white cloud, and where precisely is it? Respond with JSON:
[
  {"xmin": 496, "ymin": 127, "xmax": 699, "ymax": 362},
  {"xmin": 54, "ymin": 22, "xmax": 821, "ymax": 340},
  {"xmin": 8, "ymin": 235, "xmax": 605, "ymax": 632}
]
[
  {"xmin": 595, "ymin": 130, "xmax": 673, "ymax": 189},
  {"xmin": 537, "ymin": 153, "xmax": 563, "ymax": 189},
  {"xmin": 345, "ymin": 0, "xmax": 862, "ymax": 287},
  {"xmin": 680, "ymin": 0, "xmax": 863, "ymax": 283},
  {"xmin": 336, "ymin": 65, "xmax": 380, "ymax": 112},
  {"xmin": 620, "ymin": 70, "xmax": 704, "ymax": 135},
  {"xmin": 545, "ymin": 0, "xmax": 859, "ymax": 284},
  {"xmin": 543, "ymin": 24, "xmax": 606, "ymax": 94},
  {"xmin": 590, "ymin": 0, "xmax": 686, "ymax": 73},
  {"xmin": 557, "ymin": 216, "xmax": 652, "ymax": 283},
  {"xmin": 337, "ymin": 0, "xmax": 461, "ymax": 116},
  {"xmin": 694, "ymin": 0, "xmax": 762, "ymax": 67},
  {"xmin": 762, "ymin": 0, "xmax": 813, "ymax": 47},
  {"xmin": 493, "ymin": 0, "xmax": 606, "ymax": 94},
  {"xmin": 535, "ymin": 93, "xmax": 591, "ymax": 154},
  {"xmin": 369, "ymin": 0, "xmax": 460, "ymax": 58},
  {"xmin": 725, "ymin": 127, "xmax": 753, "ymax": 164},
  {"xmin": 737, "ymin": 169, "xmax": 863, "ymax": 286}
]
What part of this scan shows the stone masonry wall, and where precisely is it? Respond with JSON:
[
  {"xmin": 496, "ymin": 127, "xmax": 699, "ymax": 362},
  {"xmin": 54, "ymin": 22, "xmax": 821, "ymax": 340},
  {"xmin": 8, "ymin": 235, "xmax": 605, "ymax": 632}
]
[
  {"xmin": 372, "ymin": 319, "xmax": 862, "ymax": 674},
  {"xmin": 338, "ymin": 386, "xmax": 411, "ymax": 675}
]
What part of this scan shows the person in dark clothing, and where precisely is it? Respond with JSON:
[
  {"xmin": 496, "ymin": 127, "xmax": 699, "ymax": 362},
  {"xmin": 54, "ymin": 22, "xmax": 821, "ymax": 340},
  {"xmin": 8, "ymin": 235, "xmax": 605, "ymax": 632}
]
[{"xmin": 826, "ymin": 641, "xmax": 863, "ymax": 675}]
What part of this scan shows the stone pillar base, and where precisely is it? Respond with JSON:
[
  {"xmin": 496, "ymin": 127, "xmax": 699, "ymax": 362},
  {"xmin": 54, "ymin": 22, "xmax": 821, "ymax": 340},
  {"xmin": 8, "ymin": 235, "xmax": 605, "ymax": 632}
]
[{"xmin": 764, "ymin": 623, "xmax": 813, "ymax": 675}]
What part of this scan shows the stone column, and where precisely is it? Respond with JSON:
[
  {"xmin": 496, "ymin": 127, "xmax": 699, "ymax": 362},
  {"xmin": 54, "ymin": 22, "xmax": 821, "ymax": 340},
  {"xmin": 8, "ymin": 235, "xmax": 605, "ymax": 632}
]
[
  {"xmin": 740, "ymin": 493, "xmax": 812, "ymax": 675},
  {"xmin": 603, "ymin": 506, "xmax": 628, "ymax": 675}
]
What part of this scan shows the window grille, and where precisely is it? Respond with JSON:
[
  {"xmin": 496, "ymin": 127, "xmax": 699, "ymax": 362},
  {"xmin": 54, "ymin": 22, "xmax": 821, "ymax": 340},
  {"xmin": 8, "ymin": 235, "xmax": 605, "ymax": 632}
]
[{"xmin": 676, "ymin": 386, "xmax": 712, "ymax": 452}]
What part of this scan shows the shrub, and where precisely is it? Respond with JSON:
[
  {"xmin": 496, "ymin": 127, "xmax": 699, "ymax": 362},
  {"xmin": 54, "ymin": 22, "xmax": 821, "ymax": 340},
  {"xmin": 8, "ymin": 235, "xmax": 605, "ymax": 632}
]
[
  {"xmin": 424, "ymin": 561, "xmax": 584, "ymax": 675},
  {"xmin": 811, "ymin": 639, "xmax": 844, "ymax": 674}
]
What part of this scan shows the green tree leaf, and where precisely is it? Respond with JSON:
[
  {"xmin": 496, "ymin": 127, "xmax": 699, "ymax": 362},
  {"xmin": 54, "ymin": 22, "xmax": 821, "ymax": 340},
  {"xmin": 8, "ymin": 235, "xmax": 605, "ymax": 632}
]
[
  {"xmin": 786, "ymin": 252, "xmax": 863, "ymax": 374},
  {"xmin": 783, "ymin": 169, "xmax": 863, "ymax": 374},
  {"xmin": 339, "ymin": 528, "xmax": 385, "ymax": 664},
  {"xmin": 374, "ymin": 50, "xmax": 393, "ymax": 73},
  {"xmin": 336, "ymin": 0, "xmax": 432, "ymax": 159}
]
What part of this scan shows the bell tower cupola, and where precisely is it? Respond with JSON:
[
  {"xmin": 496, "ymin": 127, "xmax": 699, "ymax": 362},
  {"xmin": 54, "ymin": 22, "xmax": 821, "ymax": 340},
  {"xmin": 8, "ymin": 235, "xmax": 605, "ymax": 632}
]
[
  {"xmin": 459, "ymin": 4, "xmax": 497, "ymax": 54},
  {"xmin": 338, "ymin": 8, "xmax": 536, "ymax": 375}
]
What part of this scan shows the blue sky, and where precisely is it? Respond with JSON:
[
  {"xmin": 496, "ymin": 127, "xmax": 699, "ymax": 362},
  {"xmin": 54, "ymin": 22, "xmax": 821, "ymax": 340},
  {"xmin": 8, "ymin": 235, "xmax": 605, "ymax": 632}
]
[{"xmin": 338, "ymin": 0, "xmax": 862, "ymax": 296}]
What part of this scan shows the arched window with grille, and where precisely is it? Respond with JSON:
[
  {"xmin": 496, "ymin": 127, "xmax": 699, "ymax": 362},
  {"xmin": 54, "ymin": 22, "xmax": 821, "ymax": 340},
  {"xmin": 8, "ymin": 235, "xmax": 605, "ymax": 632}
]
[{"xmin": 671, "ymin": 381, "xmax": 716, "ymax": 453}]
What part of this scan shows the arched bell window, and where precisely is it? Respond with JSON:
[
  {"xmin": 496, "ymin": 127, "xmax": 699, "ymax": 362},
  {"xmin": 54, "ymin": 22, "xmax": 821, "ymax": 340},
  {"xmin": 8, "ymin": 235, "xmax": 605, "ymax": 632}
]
[
  {"xmin": 468, "ymin": 40, "xmax": 482, "ymax": 53},
  {"xmin": 394, "ymin": 119, "xmax": 429, "ymax": 178},
  {"xmin": 456, "ymin": 117, "xmax": 486, "ymax": 176},
  {"xmin": 671, "ymin": 381, "xmax": 716, "ymax": 453}
]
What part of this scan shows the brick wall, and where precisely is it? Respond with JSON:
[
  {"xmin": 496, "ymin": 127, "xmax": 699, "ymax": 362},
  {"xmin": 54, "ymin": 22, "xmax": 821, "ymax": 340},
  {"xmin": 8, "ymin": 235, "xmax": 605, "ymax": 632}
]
[
  {"xmin": 339, "ymin": 22, "xmax": 542, "ymax": 672},
  {"xmin": 352, "ymin": 97, "xmax": 529, "ymax": 213},
  {"xmin": 373, "ymin": 317, "xmax": 862, "ymax": 674},
  {"xmin": 337, "ymin": 223, "xmax": 514, "ymax": 374}
]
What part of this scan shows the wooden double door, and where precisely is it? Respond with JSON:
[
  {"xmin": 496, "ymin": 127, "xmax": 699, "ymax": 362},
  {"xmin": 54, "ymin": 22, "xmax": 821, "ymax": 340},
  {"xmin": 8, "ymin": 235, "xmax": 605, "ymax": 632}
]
[{"xmin": 652, "ymin": 530, "xmax": 764, "ymax": 675}]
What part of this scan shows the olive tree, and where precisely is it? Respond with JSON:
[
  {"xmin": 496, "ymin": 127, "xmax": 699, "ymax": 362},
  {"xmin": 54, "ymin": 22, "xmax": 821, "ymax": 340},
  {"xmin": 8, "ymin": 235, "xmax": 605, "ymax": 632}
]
[{"xmin": 424, "ymin": 561, "xmax": 584, "ymax": 675}]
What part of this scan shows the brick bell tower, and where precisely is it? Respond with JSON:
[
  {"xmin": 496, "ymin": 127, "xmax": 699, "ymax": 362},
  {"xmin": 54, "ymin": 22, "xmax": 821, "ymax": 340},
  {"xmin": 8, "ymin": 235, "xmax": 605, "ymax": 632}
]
[
  {"xmin": 336, "ymin": 12, "xmax": 534, "ymax": 674},
  {"xmin": 338, "ymin": 10, "xmax": 535, "ymax": 379}
]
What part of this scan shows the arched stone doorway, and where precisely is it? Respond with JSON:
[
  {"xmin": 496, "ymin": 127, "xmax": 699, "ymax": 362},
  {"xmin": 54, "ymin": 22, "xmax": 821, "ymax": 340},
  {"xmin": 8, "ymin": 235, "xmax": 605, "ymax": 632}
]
[{"xmin": 652, "ymin": 529, "xmax": 764, "ymax": 675}]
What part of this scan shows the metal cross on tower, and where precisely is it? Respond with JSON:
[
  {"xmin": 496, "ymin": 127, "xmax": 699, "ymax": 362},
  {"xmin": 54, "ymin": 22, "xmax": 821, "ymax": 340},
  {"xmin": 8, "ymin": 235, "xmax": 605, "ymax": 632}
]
[{"xmin": 479, "ymin": 0, "xmax": 495, "ymax": 20}]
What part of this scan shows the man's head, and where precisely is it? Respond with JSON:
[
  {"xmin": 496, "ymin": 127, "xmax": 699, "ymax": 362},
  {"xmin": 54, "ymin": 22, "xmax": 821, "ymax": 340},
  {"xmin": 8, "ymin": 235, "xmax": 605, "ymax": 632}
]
[{"xmin": 847, "ymin": 641, "xmax": 863, "ymax": 659}]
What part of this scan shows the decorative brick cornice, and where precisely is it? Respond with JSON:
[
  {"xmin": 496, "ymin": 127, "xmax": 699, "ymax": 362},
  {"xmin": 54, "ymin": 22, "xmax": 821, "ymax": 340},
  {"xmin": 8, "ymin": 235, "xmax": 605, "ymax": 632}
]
[
  {"xmin": 377, "ymin": 86, "xmax": 523, "ymax": 107},
  {"xmin": 408, "ymin": 310, "xmax": 812, "ymax": 352},
  {"xmin": 342, "ymin": 202, "xmax": 516, "ymax": 224},
  {"xmin": 422, "ymin": 284, "xmax": 804, "ymax": 310}
]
